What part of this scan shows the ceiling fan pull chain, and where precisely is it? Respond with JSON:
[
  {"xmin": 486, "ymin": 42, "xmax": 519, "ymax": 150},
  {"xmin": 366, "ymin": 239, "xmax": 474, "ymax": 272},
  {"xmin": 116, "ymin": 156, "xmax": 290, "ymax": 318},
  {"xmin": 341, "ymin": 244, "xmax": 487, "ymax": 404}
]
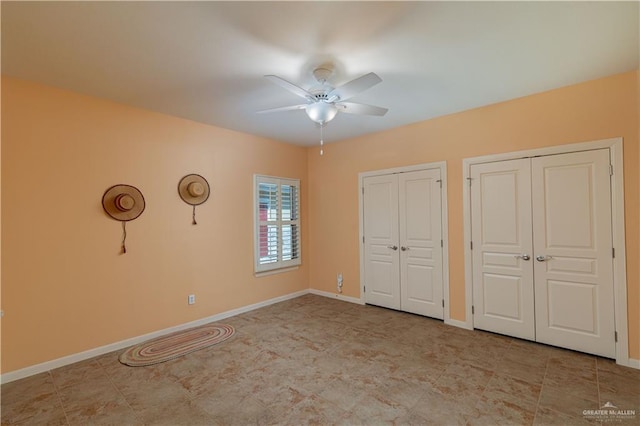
[{"xmin": 320, "ymin": 124, "xmax": 324, "ymax": 156}]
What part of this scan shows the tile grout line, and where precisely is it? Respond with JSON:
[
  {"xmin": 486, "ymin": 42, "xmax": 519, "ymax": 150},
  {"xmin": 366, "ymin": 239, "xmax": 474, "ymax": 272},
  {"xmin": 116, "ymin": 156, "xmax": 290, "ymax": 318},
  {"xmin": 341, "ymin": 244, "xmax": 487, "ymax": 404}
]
[
  {"xmin": 102, "ymin": 360, "xmax": 144, "ymax": 424},
  {"xmin": 48, "ymin": 370, "xmax": 71, "ymax": 426},
  {"xmin": 595, "ymin": 358, "xmax": 602, "ymax": 408},
  {"xmin": 531, "ymin": 354, "xmax": 551, "ymax": 425},
  {"xmin": 469, "ymin": 369, "xmax": 497, "ymax": 425},
  {"xmin": 465, "ymin": 338, "xmax": 512, "ymax": 425}
]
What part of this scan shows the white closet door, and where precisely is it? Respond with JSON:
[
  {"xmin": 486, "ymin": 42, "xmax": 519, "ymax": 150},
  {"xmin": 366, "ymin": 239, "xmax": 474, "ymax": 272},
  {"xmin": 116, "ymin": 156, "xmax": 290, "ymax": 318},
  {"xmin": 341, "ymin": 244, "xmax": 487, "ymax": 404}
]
[
  {"xmin": 399, "ymin": 169, "xmax": 444, "ymax": 318},
  {"xmin": 363, "ymin": 174, "xmax": 401, "ymax": 310},
  {"xmin": 532, "ymin": 149, "xmax": 615, "ymax": 358},
  {"xmin": 471, "ymin": 159, "xmax": 535, "ymax": 340}
]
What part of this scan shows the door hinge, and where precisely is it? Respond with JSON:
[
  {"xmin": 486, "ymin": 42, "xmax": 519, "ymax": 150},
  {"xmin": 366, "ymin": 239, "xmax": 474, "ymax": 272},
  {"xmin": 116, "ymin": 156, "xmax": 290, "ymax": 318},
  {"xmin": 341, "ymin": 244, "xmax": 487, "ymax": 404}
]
[
  {"xmin": 470, "ymin": 241, "xmax": 473, "ymax": 250},
  {"xmin": 615, "ymin": 331, "xmax": 618, "ymax": 342},
  {"xmin": 472, "ymin": 305, "xmax": 475, "ymax": 314},
  {"xmin": 363, "ymin": 236, "xmax": 365, "ymax": 244},
  {"xmin": 610, "ymin": 164, "xmax": 613, "ymax": 176},
  {"xmin": 467, "ymin": 177, "xmax": 473, "ymax": 186},
  {"xmin": 612, "ymin": 247, "xmax": 615, "ymax": 258},
  {"xmin": 441, "ymin": 239, "xmax": 443, "ymax": 248},
  {"xmin": 436, "ymin": 179, "xmax": 442, "ymax": 188},
  {"xmin": 364, "ymin": 286, "xmax": 366, "ymax": 293},
  {"xmin": 362, "ymin": 187, "xmax": 364, "ymax": 195},
  {"xmin": 442, "ymin": 299, "xmax": 445, "ymax": 308}
]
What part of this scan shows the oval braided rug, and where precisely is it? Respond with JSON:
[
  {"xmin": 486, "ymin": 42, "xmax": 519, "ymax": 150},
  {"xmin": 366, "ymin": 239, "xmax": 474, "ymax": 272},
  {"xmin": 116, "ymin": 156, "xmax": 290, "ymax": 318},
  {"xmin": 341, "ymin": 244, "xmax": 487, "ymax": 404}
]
[{"xmin": 119, "ymin": 324, "xmax": 235, "ymax": 367}]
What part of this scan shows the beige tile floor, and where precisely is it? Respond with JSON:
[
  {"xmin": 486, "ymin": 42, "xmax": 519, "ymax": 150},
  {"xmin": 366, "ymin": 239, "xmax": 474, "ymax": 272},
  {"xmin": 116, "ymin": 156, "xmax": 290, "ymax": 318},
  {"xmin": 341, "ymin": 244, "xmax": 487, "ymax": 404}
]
[{"xmin": 2, "ymin": 294, "xmax": 639, "ymax": 425}]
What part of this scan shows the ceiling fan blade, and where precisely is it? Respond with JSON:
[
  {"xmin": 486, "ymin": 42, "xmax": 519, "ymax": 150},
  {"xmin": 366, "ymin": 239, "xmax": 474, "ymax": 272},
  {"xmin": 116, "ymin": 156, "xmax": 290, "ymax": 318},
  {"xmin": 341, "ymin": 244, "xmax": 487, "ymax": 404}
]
[
  {"xmin": 327, "ymin": 72, "xmax": 382, "ymax": 102},
  {"xmin": 264, "ymin": 75, "xmax": 314, "ymax": 100},
  {"xmin": 257, "ymin": 104, "xmax": 308, "ymax": 114},
  {"xmin": 336, "ymin": 102, "xmax": 388, "ymax": 116}
]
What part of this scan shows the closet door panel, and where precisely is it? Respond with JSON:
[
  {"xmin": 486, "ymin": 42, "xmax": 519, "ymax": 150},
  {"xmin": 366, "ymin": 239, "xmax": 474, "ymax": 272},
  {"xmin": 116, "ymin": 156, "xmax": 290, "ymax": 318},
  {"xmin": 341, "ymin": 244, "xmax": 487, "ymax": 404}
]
[
  {"xmin": 471, "ymin": 159, "xmax": 535, "ymax": 340},
  {"xmin": 532, "ymin": 149, "xmax": 615, "ymax": 358},
  {"xmin": 363, "ymin": 174, "xmax": 401, "ymax": 310},
  {"xmin": 399, "ymin": 169, "xmax": 443, "ymax": 319}
]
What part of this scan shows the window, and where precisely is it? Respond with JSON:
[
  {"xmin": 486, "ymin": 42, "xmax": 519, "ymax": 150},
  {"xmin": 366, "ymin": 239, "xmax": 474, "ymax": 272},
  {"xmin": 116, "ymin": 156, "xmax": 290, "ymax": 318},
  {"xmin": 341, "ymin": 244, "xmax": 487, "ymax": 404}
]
[{"xmin": 254, "ymin": 175, "xmax": 301, "ymax": 273}]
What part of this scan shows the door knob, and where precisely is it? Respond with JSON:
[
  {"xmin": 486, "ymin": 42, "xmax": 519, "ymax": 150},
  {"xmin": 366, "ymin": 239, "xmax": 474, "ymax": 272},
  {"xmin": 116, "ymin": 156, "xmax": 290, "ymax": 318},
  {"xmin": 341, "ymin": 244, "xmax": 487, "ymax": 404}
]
[
  {"xmin": 514, "ymin": 254, "xmax": 530, "ymax": 261},
  {"xmin": 536, "ymin": 255, "xmax": 552, "ymax": 262},
  {"xmin": 387, "ymin": 245, "xmax": 398, "ymax": 251},
  {"xmin": 401, "ymin": 246, "xmax": 410, "ymax": 251}
]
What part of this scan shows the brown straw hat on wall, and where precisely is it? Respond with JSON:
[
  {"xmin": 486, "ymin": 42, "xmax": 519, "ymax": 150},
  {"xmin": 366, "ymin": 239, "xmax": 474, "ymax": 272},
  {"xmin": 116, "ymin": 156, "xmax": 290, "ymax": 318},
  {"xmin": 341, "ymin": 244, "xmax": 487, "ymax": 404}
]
[
  {"xmin": 102, "ymin": 184, "xmax": 145, "ymax": 254},
  {"xmin": 178, "ymin": 174, "xmax": 210, "ymax": 225},
  {"xmin": 178, "ymin": 174, "xmax": 210, "ymax": 206},
  {"xmin": 102, "ymin": 184, "xmax": 146, "ymax": 221}
]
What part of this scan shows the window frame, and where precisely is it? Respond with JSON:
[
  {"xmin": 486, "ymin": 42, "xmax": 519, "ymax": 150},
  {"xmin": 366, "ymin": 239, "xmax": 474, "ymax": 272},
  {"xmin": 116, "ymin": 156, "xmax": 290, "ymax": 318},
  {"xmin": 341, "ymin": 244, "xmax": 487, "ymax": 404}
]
[{"xmin": 253, "ymin": 174, "xmax": 301, "ymax": 274}]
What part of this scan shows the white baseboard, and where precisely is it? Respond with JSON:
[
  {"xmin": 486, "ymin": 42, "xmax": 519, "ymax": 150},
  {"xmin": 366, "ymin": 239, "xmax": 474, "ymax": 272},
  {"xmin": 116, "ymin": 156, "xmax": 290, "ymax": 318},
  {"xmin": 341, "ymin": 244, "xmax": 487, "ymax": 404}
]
[
  {"xmin": 445, "ymin": 318, "xmax": 474, "ymax": 330},
  {"xmin": 308, "ymin": 288, "xmax": 364, "ymax": 305},
  {"xmin": 624, "ymin": 358, "xmax": 640, "ymax": 370},
  {"xmin": 1, "ymin": 289, "xmax": 309, "ymax": 384}
]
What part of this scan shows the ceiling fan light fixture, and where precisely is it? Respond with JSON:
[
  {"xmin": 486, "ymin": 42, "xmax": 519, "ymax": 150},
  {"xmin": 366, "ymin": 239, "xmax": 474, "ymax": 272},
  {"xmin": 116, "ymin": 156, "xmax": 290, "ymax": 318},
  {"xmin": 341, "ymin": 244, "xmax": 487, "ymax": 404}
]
[{"xmin": 305, "ymin": 102, "xmax": 338, "ymax": 124}]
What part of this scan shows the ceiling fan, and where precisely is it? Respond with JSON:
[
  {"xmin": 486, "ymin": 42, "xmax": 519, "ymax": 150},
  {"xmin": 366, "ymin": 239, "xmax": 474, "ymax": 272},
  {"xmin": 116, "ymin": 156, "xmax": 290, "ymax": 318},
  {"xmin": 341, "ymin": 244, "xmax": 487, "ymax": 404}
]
[{"xmin": 258, "ymin": 66, "xmax": 388, "ymax": 126}]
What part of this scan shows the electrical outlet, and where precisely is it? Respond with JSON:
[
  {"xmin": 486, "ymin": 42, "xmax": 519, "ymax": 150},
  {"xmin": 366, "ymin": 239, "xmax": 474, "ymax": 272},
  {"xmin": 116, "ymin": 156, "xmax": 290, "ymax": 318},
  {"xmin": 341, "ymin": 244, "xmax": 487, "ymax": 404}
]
[
  {"xmin": 188, "ymin": 294, "xmax": 196, "ymax": 305},
  {"xmin": 337, "ymin": 273, "xmax": 343, "ymax": 293}
]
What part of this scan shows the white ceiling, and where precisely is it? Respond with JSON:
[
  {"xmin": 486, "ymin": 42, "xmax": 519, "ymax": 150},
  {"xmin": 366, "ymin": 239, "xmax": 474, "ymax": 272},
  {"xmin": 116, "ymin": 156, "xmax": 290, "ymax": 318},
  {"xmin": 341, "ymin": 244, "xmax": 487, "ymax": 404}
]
[{"xmin": 2, "ymin": 2, "xmax": 638, "ymax": 146}]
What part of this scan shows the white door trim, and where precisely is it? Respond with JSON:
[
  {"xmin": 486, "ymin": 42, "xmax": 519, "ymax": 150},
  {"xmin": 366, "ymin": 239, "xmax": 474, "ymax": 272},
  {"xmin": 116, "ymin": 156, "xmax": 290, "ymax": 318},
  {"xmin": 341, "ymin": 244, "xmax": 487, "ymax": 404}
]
[
  {"xmin": 358, "ymin": 161, "xmax": 450, "ymax": 321},
  {"xmin": 462, "ymin": 137, "xmax": 630, "ymax": 367}
]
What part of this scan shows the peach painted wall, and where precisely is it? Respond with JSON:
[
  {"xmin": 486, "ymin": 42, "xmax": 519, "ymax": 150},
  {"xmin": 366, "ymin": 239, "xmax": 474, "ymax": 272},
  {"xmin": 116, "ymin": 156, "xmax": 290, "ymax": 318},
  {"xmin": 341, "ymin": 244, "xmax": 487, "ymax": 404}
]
[
  {"xmin": 1, "ymin": 77, "xmax": 309, "ymax": 373},
  {"xmin": 308, "ymin": 71, "xmax": 640, "ymax": 360}
]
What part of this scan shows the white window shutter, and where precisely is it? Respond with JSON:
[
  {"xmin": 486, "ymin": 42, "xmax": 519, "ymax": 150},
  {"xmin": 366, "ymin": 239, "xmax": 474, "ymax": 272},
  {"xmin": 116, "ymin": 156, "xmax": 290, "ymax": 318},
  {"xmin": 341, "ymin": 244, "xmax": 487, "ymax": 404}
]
[{"xmin": 254, "ymin": 175, "xmax": 301, "ymax": 273}]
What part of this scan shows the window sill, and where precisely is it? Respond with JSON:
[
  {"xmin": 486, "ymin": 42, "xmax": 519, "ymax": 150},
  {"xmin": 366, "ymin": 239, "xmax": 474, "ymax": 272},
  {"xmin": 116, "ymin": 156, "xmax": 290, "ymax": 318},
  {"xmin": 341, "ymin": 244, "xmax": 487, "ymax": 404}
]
[{"xmin": 255, "ymin": 266, "xmax": 299, "ymax": 278}]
